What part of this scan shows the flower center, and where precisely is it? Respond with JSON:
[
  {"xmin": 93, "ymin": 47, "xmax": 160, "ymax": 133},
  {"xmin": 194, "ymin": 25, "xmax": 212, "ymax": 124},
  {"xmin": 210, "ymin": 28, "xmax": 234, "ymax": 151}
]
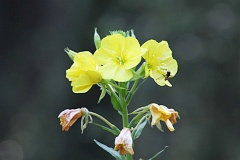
[{"xmin": 117, "ymin": 56, "xmax": 125, "ymax": 65}]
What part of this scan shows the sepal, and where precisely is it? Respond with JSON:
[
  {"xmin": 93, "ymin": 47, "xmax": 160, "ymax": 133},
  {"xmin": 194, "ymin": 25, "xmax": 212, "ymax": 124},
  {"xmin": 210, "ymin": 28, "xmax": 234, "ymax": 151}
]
[
  {"xmin": 64, "ymin": 47, "xmax": 77, "ymax": 61},
  {"xmin": 155, "ymin": 121, "xmax": 164, "ymax": 132},
  {"xmin": 98, "ymin": 84, "xmax": 107, "ymax": 103}
]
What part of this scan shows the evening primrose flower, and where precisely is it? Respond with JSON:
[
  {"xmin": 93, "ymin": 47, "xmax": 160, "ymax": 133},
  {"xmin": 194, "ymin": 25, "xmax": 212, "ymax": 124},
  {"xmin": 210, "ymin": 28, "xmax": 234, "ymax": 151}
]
[
  {"xmin": 94, "ymin": 34, "xmax": 146, "ymax": 82},
  {"xmin": 150, "ymin": 103, "xmax": 179, "ymax": 131},
  {"xmin": 66, "ymin": 51, "xmax": 102, "ymax": 93},
  {"xmin": 58, "ymin": 108, "xmax": 82, "ymax": 131},
  {"xmin": 141, "ymin": 40, "xmax": 178, "ymax": 87},
  {"xmin": 114, "ymin": 128, "xmax": 134, "ymax": 155}
]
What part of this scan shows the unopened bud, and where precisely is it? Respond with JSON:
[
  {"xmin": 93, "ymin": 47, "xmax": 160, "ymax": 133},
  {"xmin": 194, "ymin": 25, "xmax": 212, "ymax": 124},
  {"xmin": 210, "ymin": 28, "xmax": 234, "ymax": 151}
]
[{"xmin": 94, "ymin": 28, "xmax": 101, "ymax": 49}]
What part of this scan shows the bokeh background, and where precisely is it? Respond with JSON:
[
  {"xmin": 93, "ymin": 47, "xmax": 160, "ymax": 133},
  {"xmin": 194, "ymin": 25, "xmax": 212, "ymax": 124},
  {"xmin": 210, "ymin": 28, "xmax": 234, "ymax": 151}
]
[{"xmin": 1, "ymin": 0, "xmax": 240, "ymax": 160}]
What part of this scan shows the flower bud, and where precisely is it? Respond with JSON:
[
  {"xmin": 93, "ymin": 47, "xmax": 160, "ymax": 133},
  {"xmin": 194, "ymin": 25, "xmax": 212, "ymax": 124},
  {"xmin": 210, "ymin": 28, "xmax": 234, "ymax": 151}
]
[{"xmin": 94, "ymin": 28, "xmax": 101, "ymax": 49}]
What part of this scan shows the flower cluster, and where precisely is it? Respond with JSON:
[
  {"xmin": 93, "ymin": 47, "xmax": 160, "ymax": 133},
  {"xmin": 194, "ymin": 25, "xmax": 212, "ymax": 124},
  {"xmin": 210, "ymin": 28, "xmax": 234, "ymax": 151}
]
[
  {"xmin": 58, "ymin": 29, "xmax": 180, "ymax": 160},
  {"xmin": 65, "ymin": 29, "xmax": 177, "ymax": 94}
]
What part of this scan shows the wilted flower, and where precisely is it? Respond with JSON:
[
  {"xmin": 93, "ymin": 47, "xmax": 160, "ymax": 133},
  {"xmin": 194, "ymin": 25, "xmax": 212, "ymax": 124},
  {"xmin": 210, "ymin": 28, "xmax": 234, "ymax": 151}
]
[
  {"xmin": 66, "ymin": 51, "xmax": 102, "ymax": 93},
  {"xmin": 150, "ymin": 103, "xmax": 179, "ymax": 131},
  {"xmin": 94, "ymin": 34, "xmax": 146, "ymax": 82},
  {"xmin": 58, "ymin": 108, "xmax": 82, "ymax": 131},
  {"xmin": 114, "ymin": 128, "xmax": 134, "ymax": 155},
  {"xmin": 141, "ymin": 40, "xmax": 178, "ymax": 87}
]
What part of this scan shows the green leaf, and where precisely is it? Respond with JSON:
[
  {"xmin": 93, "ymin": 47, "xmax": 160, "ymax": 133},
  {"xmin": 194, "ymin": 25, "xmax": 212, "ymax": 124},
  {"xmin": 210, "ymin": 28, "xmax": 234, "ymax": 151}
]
[
  {"xmin": 133, "ymin": 120, "xmax": 147, "ymax": 140},
  {"xmin": 94, "ymin": 139, "xmax": 127, "ymax": 160},
  {"xmin": 149, "ymin": 146, "xmax": 168, "ymax": 160},
  {"xmin": 98, "ymin": 84, "xmax": 106, "ymax": 103},
  {"xmin": 110, "ymin": 93, "xmax": 122, "ymax": 112}
]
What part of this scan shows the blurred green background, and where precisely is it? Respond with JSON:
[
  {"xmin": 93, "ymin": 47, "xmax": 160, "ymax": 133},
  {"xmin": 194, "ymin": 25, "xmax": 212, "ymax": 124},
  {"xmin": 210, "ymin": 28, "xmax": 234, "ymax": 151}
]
[{"xmin": 1, "ymin": 0, "xmax": 240, "ymax": 160}]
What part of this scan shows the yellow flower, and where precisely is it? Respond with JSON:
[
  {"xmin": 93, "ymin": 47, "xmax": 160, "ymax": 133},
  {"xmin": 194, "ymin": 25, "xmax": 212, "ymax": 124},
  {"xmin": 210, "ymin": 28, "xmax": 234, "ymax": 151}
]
[
  {"xmin": 114, "ymin": 128, "xmax": 134, "ymax": 155},
  {"xmin": 150, "ymin": 103, "xmax": 179, "ymax": 131},
  {"xmin": 58, "ymin": 108, "xmax": 82, "ymax": 131},
  {"xmin": 141, "ymin": 40, "xmax": 178, "ymax": 87},
  {"xmin": 94, "ymin": 34, "xmax": 146, "ymax": 82},
  {"xmin": 66, "ymin": 51, "xmax": 102, "ymax": 93}
]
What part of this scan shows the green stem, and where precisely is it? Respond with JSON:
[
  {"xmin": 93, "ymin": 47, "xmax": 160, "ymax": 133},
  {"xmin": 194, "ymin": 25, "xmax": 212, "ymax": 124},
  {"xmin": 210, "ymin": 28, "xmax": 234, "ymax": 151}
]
[
  {"xmin": 119, "ymin": 82, "xmax": 129, "ymax": 127},
  {"xmin": 121, "ymin": 104, "xmax": 129, "ymax": 127},
  {"xmin": 89, "ymin": 111, "xmax": 120, "ymax": 134},
  {"xmin": 126, "ymin": 154, "xmax": 132, "ymax": 160},
  {"xmin": 126, "ymin": 79, "xmax": 139, "ymax": 106},
  {"xmin": 118, "ymin": 82, "xmax": 133, "ymax": 160}
]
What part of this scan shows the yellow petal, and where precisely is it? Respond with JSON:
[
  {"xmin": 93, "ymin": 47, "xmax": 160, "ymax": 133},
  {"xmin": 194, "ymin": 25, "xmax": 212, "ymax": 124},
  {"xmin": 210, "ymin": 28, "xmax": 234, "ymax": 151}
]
[
  {"xmin": 150, "ymin": 104, "xmax": 171, "ymax": 125},
  {"xmin": 94, "ymin": 34, "xmax": 124, "ymax": 65},
  {"xmin": 94, "ymin": 34, "xmax": 142, "ymax": 82},
  {"xmin": 165, "ymin": 119, "xmax": 175, "ymax": 131},
  {"xmin": 74, "ymin": 51, "xmax": 98, "ymax": 71},
  {"xmin": 66, "ymin": 67, "xmax": 84, "ymax": 81},
  {"xmin": 71, "ymin": 71, "xmax": 102, "ymax": 93},
  {"xmin": 99, "ymin": 62, "xmax": 133, "ymax": 82},
  {"xmin": 150, "ymin": 103, "xmax": 179, "ymax": 131}
]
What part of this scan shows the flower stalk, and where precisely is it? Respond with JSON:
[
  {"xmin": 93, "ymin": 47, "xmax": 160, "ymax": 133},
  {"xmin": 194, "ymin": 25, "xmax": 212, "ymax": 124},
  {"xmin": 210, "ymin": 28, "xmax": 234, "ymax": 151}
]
[
  {"xmin": 58, "ymin": 29, "xmax": 180, "ymax": 160},
  {"xmin": 89, "ymin": 111, "xmax": 120, "ymax": 134}
]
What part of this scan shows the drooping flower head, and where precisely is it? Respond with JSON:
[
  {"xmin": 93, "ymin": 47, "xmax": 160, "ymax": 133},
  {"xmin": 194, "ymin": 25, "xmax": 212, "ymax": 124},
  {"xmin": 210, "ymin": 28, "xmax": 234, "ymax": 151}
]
[
  {"xmin": 114, "ymin": 128, "xmax": 134, "ymax": 155},
  {"xmin": 94, "ymin": 34, "xmax": 146, "ymax": 82},
  {"xmin": 141, "ymin": 40, "xmax": 178, "ymax": 87},
  {"xmin": 66, "ymin": 51, "xmax": 102, "ymax": 93},
  {"xmin": 150, "ymin": 103, "xmax": 179, "ymax": 131},
  {"xmin": 58, "ymin": 108, "xmax": 83, "ymax": 131}
]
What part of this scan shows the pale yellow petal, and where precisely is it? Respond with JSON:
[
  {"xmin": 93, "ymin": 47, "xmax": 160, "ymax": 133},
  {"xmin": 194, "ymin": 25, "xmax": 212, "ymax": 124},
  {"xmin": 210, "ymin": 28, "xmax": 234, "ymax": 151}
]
[
  {"xmin": 99, "ymin": 62, "xmax": 133, "ymax": 82},
  {"xmin": 155, "ymin": 41, "xmax": 172, "ymax": 58},
  {"xmin": 123, "ymin": 37, "xmax": 141, "ymax": 59},
  {"xmin": 124, "ymin": 56, "xmax": 141, "ymax": 69},
  {"xmin": 141, "ymin": 40, "xmax": 158, "ymax": 60},
  {"xmin": 165, "ymin": 119, "xmax": 175, "ymax": 131},
  {"xmin": 74, "ymin": 51, "xmax": 98, "ymax": 70},
  {"xmin": 94, "ymin": 34, "xmax": 124, "ymax": 64},
  {"xmin": 66, "ymin": 67, "xmax": 84, "ymax": 81},
  {"xmin": 163, "ymin": 59, "xmax": 178, "ymax": 76},
  {"xmin": 71, "ymin": 71, "xmax": 102, "ymax": 93}
]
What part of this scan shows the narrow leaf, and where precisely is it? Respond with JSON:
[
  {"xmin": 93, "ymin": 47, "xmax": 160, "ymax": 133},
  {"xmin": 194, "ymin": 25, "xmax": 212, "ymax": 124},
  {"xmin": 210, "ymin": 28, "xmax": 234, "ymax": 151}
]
[
  {"xmin": 149, "ymin": 146, "xmax": 168, "ymax": 160},
  {"xmin": 94, "ymin": 139, "xmax": 126, "ymax": 160},
  {"xmin": 133, "ymin": 120, "xmax": 147, "ymax": 140},
  {"xmin": 110, "ymin": 95, "xmax": 121, "ymax": 112}
]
